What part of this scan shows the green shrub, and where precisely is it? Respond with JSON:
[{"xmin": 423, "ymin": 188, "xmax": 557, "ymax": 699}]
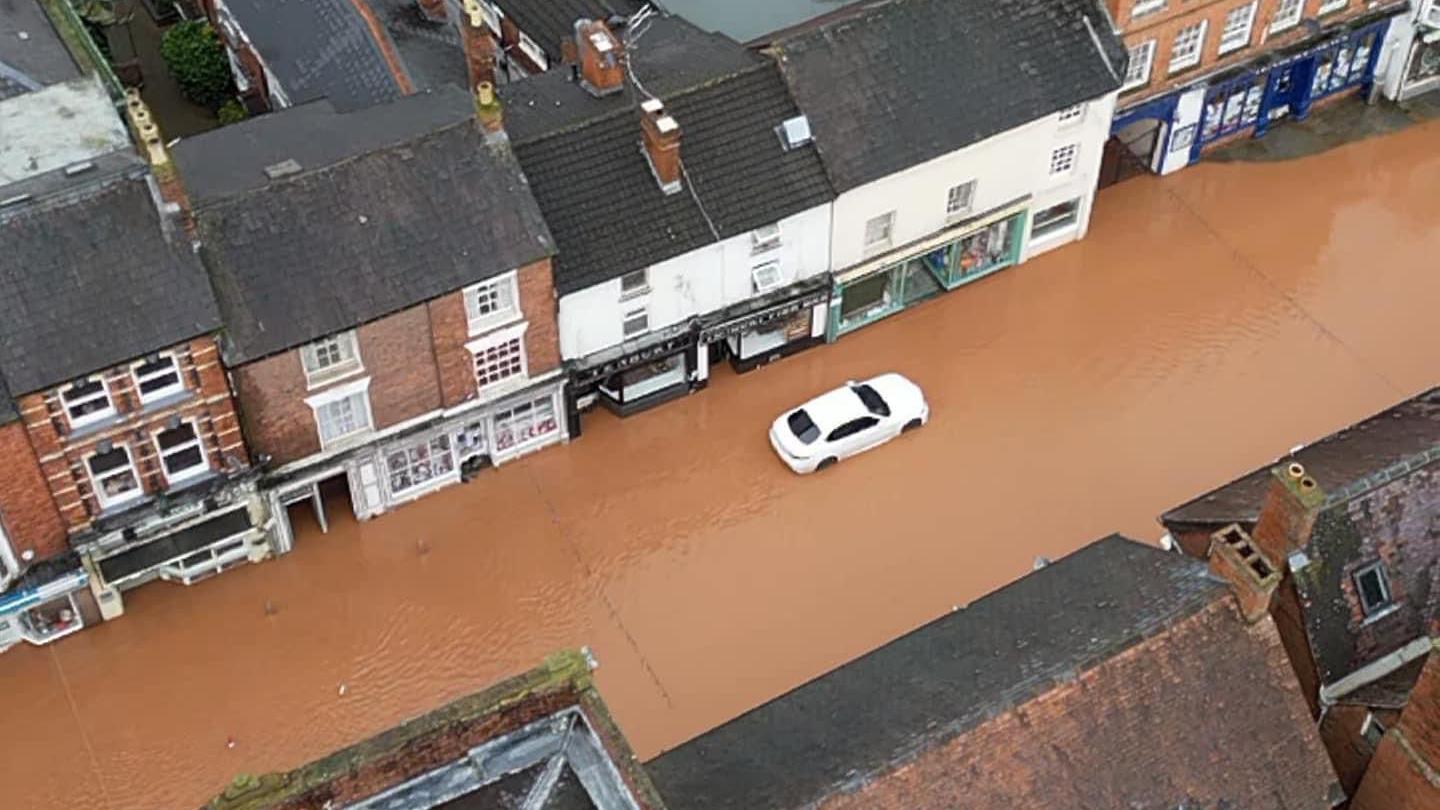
[
  {"xmin": 217, "ymin": 98, "xmax": 248, "ymax": 125},
  {"xmin": 160, "ymin": 21, "xmax": 233, "ymax": 110}
]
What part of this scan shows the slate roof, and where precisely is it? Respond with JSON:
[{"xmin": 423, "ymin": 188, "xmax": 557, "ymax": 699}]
[
  {"xmin": 0, "ymin": 152, "xmax": 222, "ymax": 394},
  {"xmin": 175, "ymin": 87, "xmax": 553, "ymax": 364},
  {"xmin": 1162, "ymin": 387, "xmax": 1440, "ymax": 529},
  {"xmin": 774, "ymin": 0, "xmax": 1125, "ymax": 193},
  {"xmin": 493, "ymin": 0, "xmax": 642, "ymax": 62},
  {"xmin": 658, "ymin": 0, "xmax": 865, "ymax": 44},
  {"xmin": 649, "ymin": 535, "xmax": 1342, "ymax": 809},
  {"xmin": 501, "ymin": 13, "xmax": 832, "ymax": 295},
  {"xmin": 0, "ymin": 0, "xmax": 81, "ymax": 100},
  {"xmin": 369, "ymin": 0, "xmax": 468, "ymax": 93},
  {"xmin": 0, "ymin": 368, "xmax": 17, "ymax": 424},
  {"xmin": 219, "ymin": 0, "xmax": 408, "ymax": 111}
]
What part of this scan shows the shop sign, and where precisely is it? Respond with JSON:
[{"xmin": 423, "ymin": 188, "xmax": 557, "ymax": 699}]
[
  {"xmin": 574, "ymin": 332, "xmax": 696, "ymax": 386},
  {"xmin": 700, "ymin": 288, "xmax": 830, "ymax": 342}
]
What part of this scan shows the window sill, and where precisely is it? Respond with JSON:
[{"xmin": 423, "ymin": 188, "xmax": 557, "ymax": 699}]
[
  {"xmin": 1167, "ymin": 62, "xmax": 1203, "ymax": 79},
  {"xmin": 66, "ymin": 412, "xmax": 125, "ymax": 441},
  {"xmin": 96, "ymin": 494, "xmax": 154, "ymax": 520},
  {"xmin": 1216, "ymin": 42, "xmax": 1252, "ymax": 58},
  {"xmin": 304, "ymin": 365, "xmax": 366, "ymax": 392},
  {"xmin": 475, "ymin": 374, "xmax": 532, "ymax": 403},
  {"xmin": 467, "ymin": 312, "xmax": 525, "ymax": 339},
  {"xmin": 319, "ymin": 428, "xmax": 374, "ymax": 454},
  {"xmin": 162, "ymin": 469, "xmax": 219, "ymax": 496},
  {"xmin": 862, "ymin": 241, "xmax": 893, "ymax": 257},
  {"xmin": 1361, "ymin": 604, "xmax": 1400, "ymax": 627},
  {"xmin": 619, "ymin": 286, "xmax": 652, "ymax": 302},
  {"xmin": 1029, "ymin": 222, "xmax": 1080, "ymax": 246},
  {"xmin": 136, "ymin": 388, "xmax": 195, "ymax": 418}
]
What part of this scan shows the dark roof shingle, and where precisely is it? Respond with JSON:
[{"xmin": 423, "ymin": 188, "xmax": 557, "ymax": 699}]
[
  {"xmin": 502, "ymin": 15, "xmax": 832, "ymax": 295},
  {"xmin": 0, "ymin": 154, "xmax": 221, "ymax": 394},
  {"xmin": 178, "ymin": 88, "xmax": 553, "ymax": 363},
  {"xmin": 775, "ymin": 0, "xmax": 1124, "ymax": 192},
  {"xmin": 493, "ymin": 0, "xmax": 642, "ymax": 62},
  {"xmin": 0, "ymin": 0, "xmax": 81, "ymax": 99}
]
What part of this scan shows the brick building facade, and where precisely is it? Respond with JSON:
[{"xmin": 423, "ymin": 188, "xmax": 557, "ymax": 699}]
[
  {"xmin": 1106, "ymin": 0, "xmax": 1409, "ymax": 175},
  {"xmin": 175, "ymin": 87, "xmax": 565, "ymax": 547},
  {"xmin": 1351, "ymin": 641, "xmax": 1440, "ymax": 810}
]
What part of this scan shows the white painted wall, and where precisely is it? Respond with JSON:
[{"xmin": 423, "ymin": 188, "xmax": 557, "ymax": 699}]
[
  {"xmin": 558, "ymin": 203, "xmax": 831, "ymax": 360},
  {"xmin": 829, "ymin": 91, "xmax": 1119, "ymax": 271}
]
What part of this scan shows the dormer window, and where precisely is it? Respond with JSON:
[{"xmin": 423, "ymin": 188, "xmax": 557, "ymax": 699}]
[
  {"xmin": 132, "ymin": 353, "xmax": 184, "ymax": 404},
  {"xmin": 61, "ymin": 377, "xmax": 115, "ymax": 429},
  {"xmin": 751, "ymin": 224, "xmax": 782, "ymax": 254}
]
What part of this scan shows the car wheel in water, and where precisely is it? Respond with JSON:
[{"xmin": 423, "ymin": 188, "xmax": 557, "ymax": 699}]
[
  {"xmin": 903, "ymin": 418, "xmax": 923, "ymax": 433},
  {"xmin": 817, "ymin": 457, "xmax": 837, "ymax": 471}
]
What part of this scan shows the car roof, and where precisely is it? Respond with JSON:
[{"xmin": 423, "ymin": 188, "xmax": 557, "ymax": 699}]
[{"xmin": 800, "ymin": 385, "xmax": 867, "ymax": 430}]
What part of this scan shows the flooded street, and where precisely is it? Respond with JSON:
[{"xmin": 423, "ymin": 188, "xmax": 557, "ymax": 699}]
[{"xmin": 4, "ymin": 120, "xmax": 1439, "ymax": 810}]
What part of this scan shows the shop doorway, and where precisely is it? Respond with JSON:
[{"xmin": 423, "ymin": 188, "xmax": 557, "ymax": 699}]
[{"xmin": 1099, "ymin": 125, "xmax": 1160, "ymax": 189}]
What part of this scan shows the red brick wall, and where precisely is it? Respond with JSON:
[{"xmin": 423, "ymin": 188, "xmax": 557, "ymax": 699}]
[
  {"xmin": 1115, "ymin": 0, "xmax": 1381, "ymax": 106},
  {"xmin": 1351, "ymin": 653, "xmax": 1440, "ymax": 810},
  {"xmin": 0, "ymin": 421, "xmax": 68, "ymax": 562},
  {"xmin": 232, "ymin": 305, "xmax": 444, "ymax": 466},
  {"xmin": 1320, "ymin": 704, "xmax": 1400, "ymax": 795},
  {"xmin": 428, "ymin": 290, "xmax": 474, "ymax": 409},
  {"xmin": 517, "ymin": 258, "xmax": 560, "ymax": 375},
  {"xmin": 1272, "ymin": 577, "xmax": 1323, "ymax": 716},
  {"xmin": 19, "ymin": 336, "xmax": 246, "ymax": 535}
]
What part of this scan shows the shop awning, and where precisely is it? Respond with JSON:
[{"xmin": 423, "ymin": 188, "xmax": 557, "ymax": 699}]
[
  {"xmin": 98, "ymin": 507, "xmax": 254, "ymax": 584},
  {"xmin": 698, "ymin": 276, "xmax": 832, "ymax": 343}
]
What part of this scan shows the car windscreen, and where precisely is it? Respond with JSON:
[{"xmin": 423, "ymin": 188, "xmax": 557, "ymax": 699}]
[
  {"xmin": 787, "ymin": 409, "xmax": 821, "ymax": 444},
  {"xmin": 852, "ymin": 384, "xmax": 891, "ymax": 417}
]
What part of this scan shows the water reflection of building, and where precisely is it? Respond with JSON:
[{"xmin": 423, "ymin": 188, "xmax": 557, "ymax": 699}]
[
  {"xmin": 1105, "ymin": 0, "xmax": 1409, "ymax": 178},
  {"xmin": 774, "ymin": 0, "xmax": 1125, "ymax": 338},
  {"xmin": 503, "ymin": 14, "xmax": 836, "ymax": 421},
  {"xmin": 0, "ymin": 80, "xmax": 277, "ymax": 648},
  {"xmin": 175, "ymin": 88, "xmax": 569, "ymax": 545},
  {"xmin": 200, "ymin": 650, "xmax": 665, "ymax": 810}
]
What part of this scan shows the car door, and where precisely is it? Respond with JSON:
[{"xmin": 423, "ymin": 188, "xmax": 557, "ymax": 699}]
[{"xmin": 826, "ymin": 416, "xmax": 881, "ymax": 459}]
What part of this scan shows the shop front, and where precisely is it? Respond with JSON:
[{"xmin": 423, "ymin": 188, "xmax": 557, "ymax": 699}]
[
  {"xmin": 573, "ymin": 323, "xmax": 702, "ymax": 417},
  {"xmin": 1398, "ymin": 23, "xmax": 1440, "ymax": 100},
  {"xmin": 0, "ymin": 563, "xmax": 95, "ymax": 653},
  {"xmin": 701, "ymin": 276, "xmax": 832, "ymax": 373},
  {"xmin": 830, "ymin": 201, "xmax": 1028, "ymax": 337}
]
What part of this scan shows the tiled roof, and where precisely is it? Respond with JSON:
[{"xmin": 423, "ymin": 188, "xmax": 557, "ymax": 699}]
[
  {"xmin": 493, "ymin": 0, "xmax": 642, "ymax": 62},
  {"xmin": 0, "ymin": 368, "xmax": 17, "ymax": 424},
  {"xmin": 219, "ymin": 0, "xmax": 408, "ymax": 111},
  {"xmin": 369, "ymin": 0, "xmax": 468, "ymax": 93},
  {"xmin": 177, "ymin": 87, "xmax": 553, "ymax": 364},
  {"xmin": 0, "ymin": 0, "xmax": 81, "ymax": 100},
  {"xmin": 774, "ymin": 0, "xmax": 1125, "ymax": 192},
  {"xmin": 501, "ymin": 14, "xmax": 832, "ymax": 295},
  {"xmin": 649, "ymin": 535, "xmax": 1342, "ymax": 809},
  {"xmin": 0, "ymin": 153, "xmax": 222, "ymax": 394},
  {"xmin": 1161, "ymin": 387, "xmax": 1440, "ymax": 528}
]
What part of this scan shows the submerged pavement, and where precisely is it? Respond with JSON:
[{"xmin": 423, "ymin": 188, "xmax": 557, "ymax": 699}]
[{"xmin": 3, "ymin": 119, "xmax": 1439, "ymax": 810}]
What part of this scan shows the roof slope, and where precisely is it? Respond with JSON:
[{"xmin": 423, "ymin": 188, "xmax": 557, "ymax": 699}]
[
  {"xmin": 369, "ymin": 0, "xmax": 468, "ymax": 93},
  {"xmin": 178, "ymin": 88, "xmax": 553, "ymax": 364},
  {"xmin": 502, "ymin": 14, "xmax": 832, "ymax": 295},
  {"xmin": 775, "ymin": 0, "xmax": 1124, "ymax": 192},
  {"xmin": 0, "ymin": 0, "xmax": 81, "ymax": 99},
  {"xmin": 649, "ymin": 535, "xmax": 1341, "ymax": 809},
  {"xmin": 0, "ymin": 153, "xmax": 221, "ymax": 393},
  {"xmin": 220, "ymin": 0, "xmax": 408, "ymax": 111},
  {"xmin": 493, "ymin": 0, "xmax": 642, "ymax": 62},
  {"xmin": 1162, "ymin": 387, "xmax": 1440, "ymax": 528}
]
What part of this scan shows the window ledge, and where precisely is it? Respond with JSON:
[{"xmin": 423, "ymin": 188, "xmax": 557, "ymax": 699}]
[
  {"xmin": 66, "ymin": 412, "xmax": 126, "ymax": 442},
  {"xmin": 96, "ymin": 494, "xmax": 155, "ymax": 521},
  {"xmin": 1029, "ymin": 222, "xmax": 1080, "ymax": 246},
  {"xmin": 318, "ymin": 428, "xmax": 374, "ymax": 454},
  {"xmin": 1361, "ymin": 604, "xmax": 1400, "ymax": 627},
  {"xmin": 467, "ymin": 312, "xmax": 525, "ymax": 339},
  {"xmin": 618, "ymin": 286, "xmax": 652, "ymax": 302},
  {"xmin": 304, "ymin": 364, "xmax": 366, "ymax": 392},
  {"xmin": 162, "ymin": 469, "xmax": 219, "ymax": 496},
  {"xmin": 136, "ymin": 388, "xmax": 195, "ymax": 418}
]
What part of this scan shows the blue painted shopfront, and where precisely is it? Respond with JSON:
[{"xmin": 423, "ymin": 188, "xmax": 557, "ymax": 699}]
[{"xmin": 1111, "ymin": 18, "xmax": 1390, "ymax": 170}]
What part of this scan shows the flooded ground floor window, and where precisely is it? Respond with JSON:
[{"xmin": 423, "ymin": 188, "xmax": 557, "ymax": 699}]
[
  {"xmin": 19, "ymin": 593, "xmax": 83, "ymax": 644},
  {"xmin": 386, "ymin": 434, "xmax": 456, "ymax": 497},
  {"xmin": 599, "ymin": 353, "xmax": 690, "ymax": 409},
  {"xmin": 493, "ymin": 394, "xmax": 560, "ymax": 456},
  {"xmin": 1031, "ymin": 199, "xmax": 1081, "ymax": 240}
]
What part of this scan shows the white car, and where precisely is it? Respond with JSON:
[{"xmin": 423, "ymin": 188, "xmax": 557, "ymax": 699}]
[{"xmin": 768, "ymin": 373, "xmax": 929, "ymax": 474}]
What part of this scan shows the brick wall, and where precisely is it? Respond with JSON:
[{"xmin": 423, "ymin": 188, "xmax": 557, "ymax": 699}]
[
  {"xmin": 232, "ymin": 304, "xmax": 445, "ymax": 466},
  {"xmin": 0, "ymin": 421, "xmax": 68, "ymax": 562},
  {"xmin": 19, "ymin": 336, "xmax": 247, "ymax": 535},
  {"xmin": 1320, "ymin": 704, "xmax": 1400, "ymax": 795},
  {"xmin": 1351, "ymin": 649, "xmax": 1440, "ymax": 810},
  {"xmin": 517, "ymin": 258, "xmax": 560, "ymax": 375},
  {"xmin": 1115, "ymin": 0, "xmax": 1382, "ymax": 106}
]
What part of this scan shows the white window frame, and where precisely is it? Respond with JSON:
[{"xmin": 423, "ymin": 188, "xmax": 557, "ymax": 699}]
[
  {"xmin": 1218, "ymin": 2, "xmax": 1259, "ymax": 55},
  {"xmin": 464, "ymin": 271, "xmax": 522, "ymax": 336},
  {"xmin": 622, "ymin": 305, "xmax": 650, "ymax": 338},
  {"xmin": 304, "ymin": 376, "xmax": 374, "ymax": 449},
  {"xmin": 751, "ymin": 261, "xmax": 783, "ymax": 294},
  {"xmin": 1169, "ymin": 20, "xmax": 1208, "ymax": 74},
  {"xmin": 751, "ymin": 223, "xmax": 782, "ymax": 254},
  {"xmin": 946, "ymin": 180, "xmax": 976, "ymax": 218},
  {"xmin": 86, "ymin": 444, "xmax": 144, "ymax": 510},
  {"xmin": 1031, "ymin": 197, "xmax": 1083, "ymax": 240},
  {"xmin": 1056, "ymin": 104, "xmax": 1086, "ymax": 125},
  {"xmin": 1361, "ymin": 713, "xmax": 1386, "ymax": 748},
  {"xmin": 1049, "ymin": 143, "xmax": 1079, "ymax": 176},
  {"xmin": 466, "ymin": 320, "xmax": 530, "ymax": 394},
  {"xmin": 491, "ymin": 392, "xmax": 561, "ymax": 457},
  {"xmin": 1317, "ymin": 0, "xmax": 1347, "ymax": 15},
  {"xmin": 1123, "ymin": 40, "xmax": 1157, "ymax": 90},
  {"xmin": 131, "ymin": 353, "xmax": 185, "ymax": 405},
  {"xmin": 154, "ymin": 421, "xmax": 208, "ymax": 485},
  {"xmin": 1269, "ymin": 0, "xmax": 1304, "ymax": 33},
  {"xmin": 864, "ymin": 211, "xmax": 895, "ymax": 251},
  {"xmin": 619, "ymin": 269, "xmax": 650, "ymax": 299},
  {"xmin": 1131, "ymin": 0, "xmax": 1166, "ymax": 17},
  {"xmin": 61, "ymin": 377, "xmax": 116, "ymax": 429},
  {"xmin": 301, "ymin": 331, "xmax": 363, "ymax": 389},
  {"xmin": 518, "ymin": 32, "xmax": 548, "ymax": 69},
  {"xmin": 1353, "ymin": 561, "xmax": 1393, "ymax": 618}
]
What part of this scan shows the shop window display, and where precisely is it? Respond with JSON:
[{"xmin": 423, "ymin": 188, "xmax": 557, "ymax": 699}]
[{"xmin": 386, "ymin": 435, "xmax": 456, "ymax": 496}]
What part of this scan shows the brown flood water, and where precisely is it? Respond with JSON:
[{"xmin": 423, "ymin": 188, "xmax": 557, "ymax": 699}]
[{"xmin": 4, "ymin": 121, "xmax": 1440, "ymax": 810}]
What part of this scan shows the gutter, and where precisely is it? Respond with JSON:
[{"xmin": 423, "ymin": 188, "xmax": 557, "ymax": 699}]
[{"xmin": 1319, "ymin": 636, "xmax": 1435, "ymax": 706}]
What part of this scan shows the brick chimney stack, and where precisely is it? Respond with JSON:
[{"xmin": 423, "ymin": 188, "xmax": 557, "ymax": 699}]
[
  {"xmin": 1207, "ymin": 524, "xmax": 1282, "ymax": 623},
  {"xmin": 461, "ymin": 0, "xmax": 497, "ymax": 91},
  {"xmin": 638, "ymin": 97, "xmax": 681, "ymax": 195},
  {"xmin": 122, "ymin": 89, "xmax": 196, "ymax": 239},
  {"xmin": 417, "ymin": 0, "xmax": 446, "ymax": 22},
  {"xmin": 1250, "ymin": 462, "xmax": 1325, "ymax": 566},
  {"xmin": 574, "ymin": 18, "xmax": 623, "ymax": 97}
]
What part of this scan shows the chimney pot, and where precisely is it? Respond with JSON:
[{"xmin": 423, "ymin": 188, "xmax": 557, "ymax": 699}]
[
  {"xmin": 574, "ymin": 19, "xmax": 624, "ymax": 97},
  {"xmin": 475, "ymin": 81, "xmax": 504, "ymax": 136},
  {"xmin": 461, "ymin": 0, "xmax": 497, "ymax": 90},
  {"xmin": 1287, "ymin": 462, "xmax": 1306, "ymax": 480}
]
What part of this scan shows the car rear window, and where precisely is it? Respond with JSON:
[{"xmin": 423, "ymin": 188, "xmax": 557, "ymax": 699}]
[
  {"xmin": 787, "ymin": 409, "xmax": 821, "ymax": 444},
  {"xmin": 852, "ymin": 384, "xmax": 891, "ymax": 417}
]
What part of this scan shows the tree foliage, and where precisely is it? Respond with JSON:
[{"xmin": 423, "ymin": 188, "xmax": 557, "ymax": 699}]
[{"xmin": 160, "ymin": 21, "xmax": 232, "ymax": 110}]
